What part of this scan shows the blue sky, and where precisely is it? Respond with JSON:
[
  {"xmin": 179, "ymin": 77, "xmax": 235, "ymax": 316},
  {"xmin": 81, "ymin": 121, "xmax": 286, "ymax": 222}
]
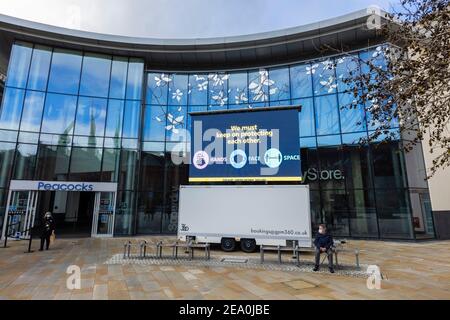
[{"xmin": 0, "ymin": 0, "xmax": 395, "ymax": 39}]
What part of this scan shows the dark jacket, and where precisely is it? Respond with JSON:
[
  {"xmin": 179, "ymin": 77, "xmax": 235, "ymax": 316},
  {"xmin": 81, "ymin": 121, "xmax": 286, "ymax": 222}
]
[
  {"xmin": 40, "ymin": 217, "xmax": 55, "ymax": 237},
  {"xmin": 313, "ymin": 232, "xmax": 333, "ymax": 250}
]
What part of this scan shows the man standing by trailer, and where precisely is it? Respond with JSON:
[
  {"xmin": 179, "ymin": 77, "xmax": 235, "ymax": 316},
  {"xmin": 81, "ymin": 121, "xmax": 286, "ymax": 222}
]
[{"xmin": 313, "ymin": 224, "xmax": 335, "ymax": 273}]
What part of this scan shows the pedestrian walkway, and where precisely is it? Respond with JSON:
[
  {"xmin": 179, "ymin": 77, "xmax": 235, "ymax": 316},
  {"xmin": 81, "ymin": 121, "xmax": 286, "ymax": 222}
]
[{"xmin": 0, "ymin": 236, "xmax": 449, "ymax": 299}]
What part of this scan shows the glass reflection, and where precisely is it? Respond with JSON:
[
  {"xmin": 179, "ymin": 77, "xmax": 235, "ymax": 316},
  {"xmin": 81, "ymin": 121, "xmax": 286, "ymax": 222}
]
[
  {"xmin": 69, "ymin": 147, "xmax": 103, "ymax": 181},
  {"xmin": 6, "ymin": 42, "xmax": 32, "ymax": 88},
  {"xmin": 143, "ymin": 105, "xmax": 166, "ymax": 141},
  {"xmin": 20, "ymin": 91, "xmax": 46, "ymax": 132},
  {"xmin": 79, "ymin": 53, "xmax": 111, "ymax": 98},
  {"xmin": 14, "ymin": 144, "xmax": 38, "ymax": 180},
  {"xmin": 35, "ymin": 145, "xmax": 71, "ymax": 180},
  {"xmin": 47, "ymin": 49, "xmax": 82, "ymax": 94},
  {"xmin": 0, "ymin": 142, "xmax": 16, "ymax": 187},
  {"xmin": 74, "ymin": 97, "xmax": 107, "ymax": 137},
  {"xmin": 105, "ymin": 99, "xmax": 124, "ymax": 138},
  {"xmin": 315, "ymin": 94, "xmax": 340, "ymax": 135},
  {"xmin": 290, "ymin": 63, "xmax": 313, "ymax": 98},
  {"xmin": 27, "ymin": 45, "xmax": 52, "ymax": 91},
  {"xmin": 126, "ymin": 58, "xmax": 144, "ymax": 100},
  {"xmin": 188, "ymin": 74, "xmax": 208, "ymax": 105},
  {"xmin": 122, "ymin": 100, "xmax": 140, "ymax": 138},
  {"xmin": 0, "ymin": 88, "xmax": 25, "ymax": 130},
  {"xmin": 109, "ymin": 57, "xmax": 128, "ymax": 99},
  {"xmin": 41, "ymin": 93, "xmax": 77, "ymax": 134},
  {"xmin": 268, "ymin": 67, "xmax": 290, "ymax": 101}
]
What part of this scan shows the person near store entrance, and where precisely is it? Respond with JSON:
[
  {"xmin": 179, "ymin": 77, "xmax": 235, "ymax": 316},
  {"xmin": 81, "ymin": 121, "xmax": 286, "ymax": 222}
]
[
  {"xmin": 39, "ymin": 212, "xmax": 55, "ymax": 251},
  {"xmin": 313, "ymin": 224, "xmax": 335, "ymax": 273}
]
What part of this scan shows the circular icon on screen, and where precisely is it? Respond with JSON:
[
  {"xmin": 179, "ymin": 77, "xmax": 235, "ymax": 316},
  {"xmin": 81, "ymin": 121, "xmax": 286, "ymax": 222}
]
[
  {"xmin": 193, "ymin": 151, "xmax": 209, "ymax": 170},
  {"xmin": 264, "ymin": 148, "xmax": 282, "ymax": 168},
  {"xmin": 229, "ymin": 149, "xmax": 247, "ymax": 169}
]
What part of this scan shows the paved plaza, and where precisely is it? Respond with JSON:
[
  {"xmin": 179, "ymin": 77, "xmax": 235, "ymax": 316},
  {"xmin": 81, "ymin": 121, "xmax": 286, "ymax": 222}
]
[{"xmin": 0, "ymin": 236, "xmax": 449, "ymax": 299}]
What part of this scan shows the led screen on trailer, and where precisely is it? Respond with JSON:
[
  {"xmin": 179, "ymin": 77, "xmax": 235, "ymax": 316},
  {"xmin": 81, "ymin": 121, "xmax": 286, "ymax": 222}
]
[{"xmin": 189, "ymin": 106, "xmax": 302, "ymax": 182}]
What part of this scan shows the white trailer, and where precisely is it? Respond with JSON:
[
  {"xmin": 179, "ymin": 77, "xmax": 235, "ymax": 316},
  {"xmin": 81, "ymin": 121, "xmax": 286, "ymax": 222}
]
[{"xmin": 177, "ymin": 185, "xmax": 311, "ymax": 252}]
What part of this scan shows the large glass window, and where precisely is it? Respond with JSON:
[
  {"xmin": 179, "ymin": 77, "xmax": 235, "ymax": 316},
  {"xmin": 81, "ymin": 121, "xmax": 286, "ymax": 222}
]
[
  {"xmin": 371, "ymin": 141, "xmax": 407, "ymax": 189},
  {"xmin": 104, "ymin": 99, "xmax": 124, "ymax": 138},
  {"xmin": 136, "ymin": 191, "xmax": 163, "ymax": 234},
  {"xmin": 339, "ymin": 92, "xmax": 366, "ymax": 133},
  {"xmin": 122, "ymin": 100, "xmax": 140, "ymax": 138},
  {"xmin": 0, "ymin": 142, "xmax": 16, "ymax": 187},
  {"xmin": 20, "ymin": 91, "xmax": 45, "ymax": 132},
  {"xmin": 335, "ymin": 55, "xmax": 359, "ymax": 93},
  {"xmin": 79, "ymin": 53, "xmax": 111, "ymax": 98},
  {"xmin": 163, "ymin": 153, "xmax": 189, "ymax": 234},
  {"xmin": 300, "ymin": 147, "xmax": 320, "ymax": 190},
  {"xmin": 208, "ymin": 72, "xmax": 229, "ymax": 108},
  {"xmin": 101, "ymin": 148, "xmax": 120, "ymax": 182},
  {"xmin": 126, "ymin": 58, "xmax": 144, "ymax": 100},
  {"xmin": 313, "ymin": 58, "xmax": 337, "ymax": 95},
  {"xmin": 309, "ymin": 190, "xmax": 322, "ymax": 231},
  {"xmin": 248, "ymin": 69, "xmax": 268, "ymax": 107},
  {"xmin": 69, "ymin": 147, "xmax": 103, "ymax": 181},
  {"xmin": 35, "ymin": 145, "xmax": 71, "ymax": 180},
  {"xmin": 169, "ymin": 74, "xmax": 188, "ymax": 106},
  {"xmin": 119, "ymin": 149, "xmax": 138, "ymax": 190},
  {"xmin": 74, "ymin": 97, "xmax": 107, "ymax": 136},
  {"xmin": 376, "ymin": 188, "xmax": 414, "ymax": 239},
  {"xmin": 147, "ymin": 72, "xmax": 169, "ymax": 105},
  {"xmin": 140, "ymin": 151, "xmax": 165, "ymax": 191},
  {"xmin": 317, "ymin": 146, "xmax": 345, "ymax": 190},
  {"xmin": 109, "ymin": 57, "xmax": 128, "ymax": 99},
  {"xmin": 47, "ymin": 49, "xmax": 82, "ymax": 94},
  {"xmin": 188, "ymin": 74, "xmax": 208, "ymax": 105},
  {"xmin": 269, "ymin": 67, "xmax": 290, "ymax": 102},
  {"xmin": 143, "ymin": 105, "xmax": 166, "ymax": 141},
  {"xmin": 27, "ymin": 45, "xmax": 52, "ymax": 91},
  {"xmin": 41, "ymin": 93, "xmax": 77, "ymax": 134},
  {"xmin": 0, "ymin": 88, "xmax": 25, "ymax": 130},
  {"xmin": 342, "ymin": 145, "xmax": 373, "ymax": 190},
  {"xmin": 13, "ymin": 143, "xmax": 38, "ymax": 180},
  {"xmin": 315, "ymin": 94, "xmax": 340, "ymax": 135},
  {"xmin": 290, "ymin": 63, "xmax": 313, "ymax": 98},
  {"xmin": 165, "ymin": 105, "xmax": 187, "ymax": 142},
  {"xmin": 6, "ymin": 42, "xmax": 33, "ymax": 88},
  {"xmin": 114, "ymin": 191, "xmax": 135, "ymax": 235},
  {"xmin": 348, "ymin": 188, "xmax": 379, "ymax": 238},
  {"xmin": 226, "ymin": 72, "xmax": 246, "ymax": 107},
  {"xmin": 321, "ymin": 189, "xmax": 349, "ymax": 236},
  {"xmin": 294, "ymin": 98, "xmax": 315, "ymax": 137}
]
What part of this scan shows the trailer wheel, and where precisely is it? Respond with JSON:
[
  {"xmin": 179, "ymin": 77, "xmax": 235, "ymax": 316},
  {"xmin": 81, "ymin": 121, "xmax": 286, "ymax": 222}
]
[
  {"xmin": 240, "ymin": 239, "xmax": 256, "ymax": 253},
  {"xmin": 220, "ymin": 238, "xmax": 236, "ymax": 252}
]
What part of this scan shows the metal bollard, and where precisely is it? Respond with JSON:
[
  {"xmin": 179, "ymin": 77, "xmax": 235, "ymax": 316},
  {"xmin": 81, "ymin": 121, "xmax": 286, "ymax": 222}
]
[
  {"xmin": 355, "ymin": 249, "xmax": 360, "ymax": 269},
  {"xmin": 155, "ymin": 241, "xmax": 162, "ymax": 258},
  {"xmin": 172, "ymin": 241, "xmax": 178, "ymax": 259},
  {"xmin": 260, "ymin": 245, "xmax": 264, "ymax": 264},
  {"xmin": 123, "ymin": 241, "xmax": 131, "ymax": 259},
  {"xmin": 139, "ymin": 240, "xmax": 147, "ymax": 259},
  {"xmin": 277, "ymin": 245, "xmax": 282, "ymax": 264}
]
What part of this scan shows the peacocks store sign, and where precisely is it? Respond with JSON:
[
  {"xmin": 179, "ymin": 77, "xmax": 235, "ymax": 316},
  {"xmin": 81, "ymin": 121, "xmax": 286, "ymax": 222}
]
[
  {"xmin": 8, "ymin": 180, "xmax": 118, "ymax": 192},
  {"xmin": 189, "ymin": 106, "xmax": 302, "ymax": 182}
]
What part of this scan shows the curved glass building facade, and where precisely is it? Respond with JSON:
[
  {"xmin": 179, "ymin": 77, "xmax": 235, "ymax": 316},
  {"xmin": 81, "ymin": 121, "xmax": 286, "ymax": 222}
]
[{"xmin": 0, "ymin": 9, "xmax": 435, "ymax": 240}]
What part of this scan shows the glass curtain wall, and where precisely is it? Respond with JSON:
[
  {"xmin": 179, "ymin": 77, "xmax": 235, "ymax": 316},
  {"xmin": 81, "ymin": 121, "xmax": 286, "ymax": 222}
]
[
  {"xmin": 0, "ymin": 41, "xmax": 143, "ymax": 234},
  {"xmin": 0, "ymin": 41, "xmax": 431, "ymax": 239}
]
